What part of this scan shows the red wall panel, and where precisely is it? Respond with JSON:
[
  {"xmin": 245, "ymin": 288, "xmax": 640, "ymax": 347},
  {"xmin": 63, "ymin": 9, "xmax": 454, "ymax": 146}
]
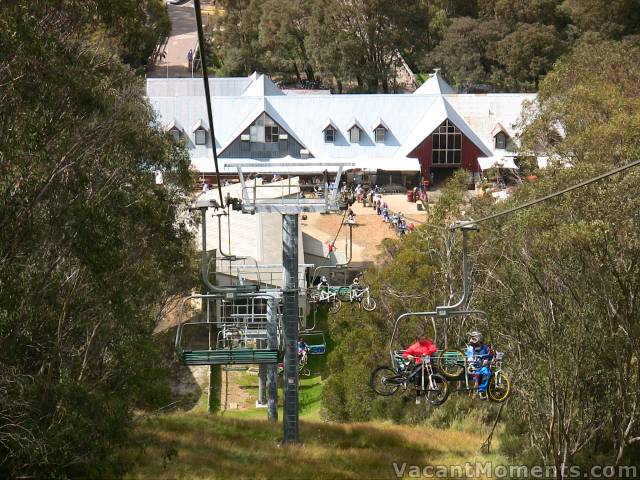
[{"xmin": 408, "ymin": 122, "xmax": 483, "ymax": 175}]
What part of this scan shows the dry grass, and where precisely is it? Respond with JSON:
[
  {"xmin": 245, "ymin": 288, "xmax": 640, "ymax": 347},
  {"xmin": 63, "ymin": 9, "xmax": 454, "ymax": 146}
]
[{"xmin": 123, "ymin": 414, "xmax": 501, "ymax": 479}]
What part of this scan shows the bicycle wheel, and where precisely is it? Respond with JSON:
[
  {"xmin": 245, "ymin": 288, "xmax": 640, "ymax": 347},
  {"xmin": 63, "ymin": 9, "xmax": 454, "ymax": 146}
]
[
  {"xmin": 425, "ymin": 374, "xmax": 449, "ymax": 406},
  {"xmin": 437, "ymin": 349, "xmax": 466, "ymax": 379},
  {"xmin": 488, "ymin": 371, "xmax": 510, "ymax": 403},
  {"xmin": 362, "ymin": 296, "xmax": 377, "ymax": 311},
  {"xmin": 369, "ymin": 366, "xmax": 401, "ymax": 396},
  {"xmin": 300, "ymin": 368, "xmax": 311, "ymax": 377},
  {"xmin": 328, "ymin": 299, "xmax": 342, "ymax": 314}
]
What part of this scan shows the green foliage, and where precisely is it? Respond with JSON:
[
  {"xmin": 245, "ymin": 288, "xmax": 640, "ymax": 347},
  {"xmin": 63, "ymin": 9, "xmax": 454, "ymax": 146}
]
[
  {"xmin": 323, "ymin": 39, "xmax": 640, "ymax": 470},
  {"xmin": 0, "ymin": 2, "xmax": 196, "ymax": 477},
  {"xmin": 211, "ymin": 0, "xmax": 640, "ymax": 93},
  {"xmin": 521, "ymin": 36, "xmax": 640, "ymax": 166}
]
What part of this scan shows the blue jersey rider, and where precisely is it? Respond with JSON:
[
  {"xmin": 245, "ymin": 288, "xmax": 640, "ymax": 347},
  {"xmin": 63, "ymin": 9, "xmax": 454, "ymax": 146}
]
[
  {"xmin": 466, "ymin": 330, "xmax": 493, "ymax": 399},
  {"xmin": 298, "ymin": 337, "xmax": 309, "ymax": 365}
]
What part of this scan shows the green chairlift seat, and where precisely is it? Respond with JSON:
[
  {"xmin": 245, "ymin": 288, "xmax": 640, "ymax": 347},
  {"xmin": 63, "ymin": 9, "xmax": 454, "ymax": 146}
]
[{"xmin": 177, "ymin": 348, "xmax": 279, "ymax": 366}]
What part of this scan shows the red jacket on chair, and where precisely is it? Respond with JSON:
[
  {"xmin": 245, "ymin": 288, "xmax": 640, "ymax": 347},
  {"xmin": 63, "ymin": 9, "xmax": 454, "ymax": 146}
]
[{"xmin": 402, "ymin": 339, "xmax": 437, "ymax": 363}]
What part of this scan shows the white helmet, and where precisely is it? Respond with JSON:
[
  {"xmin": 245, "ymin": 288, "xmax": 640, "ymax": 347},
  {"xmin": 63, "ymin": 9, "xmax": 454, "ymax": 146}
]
[
  {"xmin": 321, "ymin": 276, "xmax": 327, "ymax": 282},
  {"xmin": 468, "ymin": 331, "xmax": 483, "ymax": 344}
]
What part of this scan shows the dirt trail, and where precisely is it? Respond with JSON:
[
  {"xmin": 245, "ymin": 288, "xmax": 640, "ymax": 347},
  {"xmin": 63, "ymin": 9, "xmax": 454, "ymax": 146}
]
[{"xmin": 302, "ymin": 194, "xmax": 429, "ymax": 263}]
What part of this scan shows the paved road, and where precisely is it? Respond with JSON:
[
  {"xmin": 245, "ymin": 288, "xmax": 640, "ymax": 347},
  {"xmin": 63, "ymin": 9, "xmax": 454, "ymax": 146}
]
[{"xmin": 149, "ymin": 1, "xmax": 198, "ymax": 78}]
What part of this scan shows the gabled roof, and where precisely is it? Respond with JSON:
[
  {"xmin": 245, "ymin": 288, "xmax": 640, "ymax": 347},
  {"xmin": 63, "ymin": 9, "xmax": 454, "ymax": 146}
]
[
  {"xmin": 242, "ymin": 74, "xmax": 284, "ymax": 97},
  {"xmin": 147, "ymin": 74, "xmax": 535, "ymax": 169},
  {"xmin": 395, "ymin": 96, "xmax": 492, "ymax": 158},
  {"xmin": 414, "ymin": 69, "xmax": 455, "ymax": 95},
  {"xmin": 345, "ymin": 118, "xmax": 366, "ymax": 131},
  {"xmin": 192, "ymin": 118, "xmax": 209, "ymax": 132},
  {"xmin": 321, "ymin": 118, "xmax": 338, "ymax": 131},
  {"xmin": 217, "ymin": 98, "xmax": 307, "ymax": 155},
  {"xmin": 491, "ymin": 122, "xmax": 511, "ymax": 137},
  {"xmin": 166, "ymin": 119, "xmax": 183, "ymax": 132},
  {"xmin": 371, "ymin": 117, "xmax": 390, "ymax": 131}
]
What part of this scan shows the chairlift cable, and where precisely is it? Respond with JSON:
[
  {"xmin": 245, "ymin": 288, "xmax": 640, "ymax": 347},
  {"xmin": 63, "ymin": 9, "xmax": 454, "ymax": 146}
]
[
  {"xmin": 327, "ymin": 208, "xmax": 348, "ymax": 257},
  {"xmin": 194, "ymin": 0, "xmax": 225, "ymax": 208},
  {"xmin": 455, "ymin": 159, "xmax": 640, "ymax": 229}
]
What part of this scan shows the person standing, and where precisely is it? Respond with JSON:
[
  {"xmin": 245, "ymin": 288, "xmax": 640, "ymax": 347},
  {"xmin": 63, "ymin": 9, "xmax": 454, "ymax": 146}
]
[{"xmin": 187, "ymin": 48, "xmax": 193, "ymax": 71}]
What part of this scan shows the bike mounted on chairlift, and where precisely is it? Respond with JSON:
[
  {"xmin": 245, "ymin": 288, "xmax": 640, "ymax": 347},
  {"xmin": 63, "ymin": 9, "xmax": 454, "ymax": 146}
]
[{"xmin": 369, "ymin": 222, "xmax": 511, "ymax": 405}]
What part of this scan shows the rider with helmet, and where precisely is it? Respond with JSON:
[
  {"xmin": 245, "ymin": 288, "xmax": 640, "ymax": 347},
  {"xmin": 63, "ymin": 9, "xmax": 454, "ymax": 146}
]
[
  {"xmin": 402, "ymin": 335, "xmax": 438, "ymax": 404},
  {"xmin": 466, "ymin": 330, "xmax": 493, "ymax": 399},
  {"xmin": 317, "ymin": 276, "xmax": 329, "ymax": 290},
  {"xmin": 298, "ymin": 337, "xmax": 309, "ymax": 365}
]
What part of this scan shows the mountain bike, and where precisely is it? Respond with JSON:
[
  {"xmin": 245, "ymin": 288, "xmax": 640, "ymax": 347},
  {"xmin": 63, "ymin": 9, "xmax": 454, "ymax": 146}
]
[{"xmin": 369, "ymin": 354, "xmax": 449, "ymax": 406}]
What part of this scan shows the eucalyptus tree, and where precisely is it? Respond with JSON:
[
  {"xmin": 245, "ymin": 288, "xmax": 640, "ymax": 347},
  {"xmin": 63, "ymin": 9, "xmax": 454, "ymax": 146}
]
[{"xmin": 0, "ymin": 1, "xmax": 196, "ymax": 477}]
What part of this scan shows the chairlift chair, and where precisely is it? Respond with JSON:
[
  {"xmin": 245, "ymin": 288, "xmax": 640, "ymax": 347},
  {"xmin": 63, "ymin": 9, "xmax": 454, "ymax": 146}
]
[
  {"xmin": 372, "ymin": 222, "xmax": 510, "ymax": 403},
  {"xmin": 175, "ymin": 292, "xmax": 282, "ymax": 366},
  {"xmin": 300, "ymin": 331, "xmax": 327, "ymax": 355}
]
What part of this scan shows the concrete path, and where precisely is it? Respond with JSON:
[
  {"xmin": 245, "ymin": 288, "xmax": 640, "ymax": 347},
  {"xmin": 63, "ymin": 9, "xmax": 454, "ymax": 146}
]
[{"xmin": 149, "ymin": 1, "xmax": 198, "ymax": 78}]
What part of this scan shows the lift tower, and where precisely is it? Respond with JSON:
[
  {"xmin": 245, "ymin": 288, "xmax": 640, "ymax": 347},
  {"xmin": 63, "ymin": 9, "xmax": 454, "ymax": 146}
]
[{"xmin": 236, "ymin": 162, "xmax": 352, "ymax": 443}]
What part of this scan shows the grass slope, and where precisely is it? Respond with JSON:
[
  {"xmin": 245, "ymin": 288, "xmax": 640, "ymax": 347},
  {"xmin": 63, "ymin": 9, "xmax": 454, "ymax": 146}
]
[{"xmin": 124, "ymin": 415, "xmax": 499, "ymax": 480}]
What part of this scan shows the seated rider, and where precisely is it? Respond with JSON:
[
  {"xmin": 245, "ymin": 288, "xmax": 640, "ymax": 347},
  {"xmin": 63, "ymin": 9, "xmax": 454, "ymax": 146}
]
[
  {"xmin": 402, "ymin": 336, "xmax": 438, "ymax": 404},
  {"xmin": 317, "ymin": 276, "xmax": 329, "ymax": 290},
  {"xmin": 298, "ymin": 337, "xmax": 309, "ymax": 365},
  {"xmin": 465, "ymin": 330, "xmax": 493, "ymax": 399}
]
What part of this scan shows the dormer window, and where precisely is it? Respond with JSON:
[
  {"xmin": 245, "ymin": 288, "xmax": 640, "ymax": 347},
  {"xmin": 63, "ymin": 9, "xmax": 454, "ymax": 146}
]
[
  {"xmin": 195, "ymin": 129, "xmax": 207, "ymax": 145},
  {"xmin": 349, "ymin": 127, "xmax": 360, "ymax": 143},
  {"xmin": 324, "ymin": 126, "xmax": 335, "ymax": 143},
  {"xmin": 166, "ymin": 120, "xmax": 183, "ymax": 143},
  {"xmin": 169, "ymin": 128, "xmax": 181, "ymax": 142},
  {"xmin": 192, "ymin": 119, "xmax": 209, "ymax": 146},
  {"xmin": 495, "ymin": 131, "xmax": 507, "ymax": 150},
  {"xmin": 375, "ymin": 127, "xmax": 386, "ymax": 142}
]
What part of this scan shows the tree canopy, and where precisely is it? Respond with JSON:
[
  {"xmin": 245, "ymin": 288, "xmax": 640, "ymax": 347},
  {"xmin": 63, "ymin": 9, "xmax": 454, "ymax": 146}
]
[
  {"xmin": 322, "ymin": 37, "xmax": 640, "ymax": 470},
  {"xmin": 0, "ymin": 1, "xmax": 195, "ymax": 477},
  {"xmin": 211, "ymin": 0, "xmax": 640, "ymax": 92}
]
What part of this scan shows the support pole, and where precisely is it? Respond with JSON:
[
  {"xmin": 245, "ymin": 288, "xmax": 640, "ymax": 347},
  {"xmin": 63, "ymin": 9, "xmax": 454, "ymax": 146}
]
[
  {"xmin": 266, "ymin": 298, "xmax": 278, "ymax": 421},
  {"xmin": 257, "ymin": 365, "xmax": 267, "ymax": 407},
  {"xmin": 200, "ymin": 207, "xmax": 221, "ymax": 413},
  {"xmin": 282, "ymin": 214, "xmax": 299, "ymax": 443}
]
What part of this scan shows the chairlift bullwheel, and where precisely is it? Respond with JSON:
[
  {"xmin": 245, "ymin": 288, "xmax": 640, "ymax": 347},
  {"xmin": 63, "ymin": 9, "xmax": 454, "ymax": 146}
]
[
  {"xmin": 369, "ymin": 366, "xmax": 401, "ymax": 396},
  {"xmin": 362, "ymin": 296, "xmax": 376, "ymax": 311},
  {"xmin": 488, "ymin": 371, "xmax": 510, "ymax": 403},
  {"xmin": 328, "ymin": 299, "xmax": 342, "ymax": 314},
  {"xmin": 425, "ymin": 373, "xmax": 449, "ymax": 406},
  {"xmin": 438, "ymin": 349, "xmax": 466, "ymax": 379}
]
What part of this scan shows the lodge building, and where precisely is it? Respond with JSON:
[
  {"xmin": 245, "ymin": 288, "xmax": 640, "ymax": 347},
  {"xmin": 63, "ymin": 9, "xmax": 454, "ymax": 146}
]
[{"xmin": 146, "ymin": 70, "xmax": 534, "ymax": 187}]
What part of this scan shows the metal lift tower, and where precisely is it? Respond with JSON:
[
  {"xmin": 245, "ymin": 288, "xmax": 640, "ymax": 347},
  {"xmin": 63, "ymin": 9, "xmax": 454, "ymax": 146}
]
[{"xmin": 235, "ymin": 162, "xmax": 352, "ymax": 444}]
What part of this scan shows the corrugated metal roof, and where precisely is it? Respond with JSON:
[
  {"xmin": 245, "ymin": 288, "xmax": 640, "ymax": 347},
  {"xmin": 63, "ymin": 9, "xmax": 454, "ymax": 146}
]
[
  {"xmin": 241, "ymin": 74, "xmax": 284, "ymax": 97},
  {"xmin": 147, "ymin": 75, "xmax": 534, "ymax": 173},
  {"xmin": 414, "ymin": 70, "xmax": 456, "ymax": 94}
]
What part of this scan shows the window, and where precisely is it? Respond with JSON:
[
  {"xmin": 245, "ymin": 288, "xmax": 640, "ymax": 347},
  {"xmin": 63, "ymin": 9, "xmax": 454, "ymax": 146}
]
[
  {"xmin": 495, "ymin": 132, "xmax": 506, "ymax": 150},
  {"xmin": 375, "ymin": 127, "xmax": 386, "ymax": 143},
  {"xmin": 350, "ymin": 127, "xmax": 360, "ymax": 143},
  {"xmin": 324, "ymin": 127, "xmax": 335, "ymax": 143},
  {"xmin": 431, "ymin": 119, "xmax": 461, "ymax": 165},
  {"xmin": 195, "ymin": 129, "xmax": 206, "ymax": 145},
  {"xmin": 169, "ymin": 128, "xmax": 181, "ymax": 142},
  {"xmin": 265, "ymin": 125, "xmax": 279, "ymax": 143}
]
